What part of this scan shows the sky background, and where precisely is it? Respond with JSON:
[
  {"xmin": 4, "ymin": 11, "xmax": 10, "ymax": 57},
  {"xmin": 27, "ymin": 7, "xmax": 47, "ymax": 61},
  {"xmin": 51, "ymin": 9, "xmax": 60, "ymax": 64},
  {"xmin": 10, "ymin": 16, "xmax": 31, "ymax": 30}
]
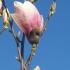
[{"xmin": 0, "ymin": 0, "xmax": 70, "ymax": 70}]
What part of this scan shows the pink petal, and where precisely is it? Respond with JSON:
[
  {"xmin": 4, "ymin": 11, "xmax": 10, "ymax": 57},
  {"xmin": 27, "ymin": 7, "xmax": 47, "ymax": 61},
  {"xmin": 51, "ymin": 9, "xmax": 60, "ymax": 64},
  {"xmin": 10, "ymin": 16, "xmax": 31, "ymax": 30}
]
[
  {"xmin": 11, "ymin": 1, "xmax": 44, "ymax": 35},
  {"xmin": 0, "ymin": 1, "xmax": 2, "ymax": 13}
]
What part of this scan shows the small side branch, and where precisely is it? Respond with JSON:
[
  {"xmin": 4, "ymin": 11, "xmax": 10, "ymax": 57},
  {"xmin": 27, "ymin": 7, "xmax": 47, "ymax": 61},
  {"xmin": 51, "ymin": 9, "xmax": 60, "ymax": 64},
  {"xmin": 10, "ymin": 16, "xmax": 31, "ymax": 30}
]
[
  {"xmin": 26, "ymin": 44, "xmax": 37, "ymax": 70},
  {"xmin": 9, "ymin": 27, "xmax": 27, "ymax": 70}
]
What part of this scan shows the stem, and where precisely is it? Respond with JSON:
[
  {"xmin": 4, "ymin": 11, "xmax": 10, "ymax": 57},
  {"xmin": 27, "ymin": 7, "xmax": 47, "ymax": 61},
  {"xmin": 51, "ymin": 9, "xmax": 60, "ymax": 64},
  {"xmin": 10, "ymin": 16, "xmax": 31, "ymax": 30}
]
[
  {"xmin": 21, "ymin": 58, "xmax": 27, "ymax": 70},
  {"xmin": 26, "ymin": 54, "xmax": 32, "ymax": 70},
  {"xmin": 9, "ymin": 27, "xmax": 27, "ymax": 70},
  {"xmin": 21, "ymin": 33, "xmax": 25, "ymax": 70},
  {"xmin": 21, "ymin": 33, "xmax": 25, "ymax": 59},
  {"xmin": 26, "ymin": 44, "xmax": 37, "ymax": 69}
]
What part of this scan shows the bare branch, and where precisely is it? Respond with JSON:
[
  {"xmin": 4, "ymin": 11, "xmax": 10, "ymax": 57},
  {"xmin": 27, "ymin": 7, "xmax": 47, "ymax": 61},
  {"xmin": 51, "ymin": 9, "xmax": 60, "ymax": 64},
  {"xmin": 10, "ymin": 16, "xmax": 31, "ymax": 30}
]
[
  {"xmin": 26, "ymin": 44, "xmax": 37, "ymax": 70},
  {"xmin": 21, "ymin": 33, "xmax": 25, "ymax": 59}
]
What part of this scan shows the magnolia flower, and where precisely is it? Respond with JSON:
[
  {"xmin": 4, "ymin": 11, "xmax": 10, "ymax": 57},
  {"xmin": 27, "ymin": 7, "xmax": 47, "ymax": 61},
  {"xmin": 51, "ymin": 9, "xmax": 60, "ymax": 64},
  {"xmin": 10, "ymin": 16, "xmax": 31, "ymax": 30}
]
[
  {"xmin": 11, "ymin": 1, "xmax": 44, "ymax": 44},
  {"xmin": 34, "ymin": 66, "xmax": 40, "ymax": 70}
]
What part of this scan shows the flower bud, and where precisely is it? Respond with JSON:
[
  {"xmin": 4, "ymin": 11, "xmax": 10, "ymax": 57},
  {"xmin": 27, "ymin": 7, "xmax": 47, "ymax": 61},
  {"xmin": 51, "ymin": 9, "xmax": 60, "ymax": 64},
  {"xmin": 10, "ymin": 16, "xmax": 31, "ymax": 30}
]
[
  {"xmin": 3, "ymin": 8, "xmax": 9, "ymax": 28},
  {"xmin": 49, "ymin": 1, "xmax": 56, "ymax": 16},
  {"xmin": 34, "ymin": 66, "xmax": 40, "ymax": 70}
]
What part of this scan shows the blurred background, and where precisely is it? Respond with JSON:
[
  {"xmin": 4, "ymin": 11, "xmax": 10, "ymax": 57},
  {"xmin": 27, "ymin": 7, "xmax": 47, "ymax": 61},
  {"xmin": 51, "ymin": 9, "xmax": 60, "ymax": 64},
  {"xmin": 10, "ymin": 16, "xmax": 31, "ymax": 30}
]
[{"xmin": 0, "ymin": 0, "xmax": 70, "ymax": 70}]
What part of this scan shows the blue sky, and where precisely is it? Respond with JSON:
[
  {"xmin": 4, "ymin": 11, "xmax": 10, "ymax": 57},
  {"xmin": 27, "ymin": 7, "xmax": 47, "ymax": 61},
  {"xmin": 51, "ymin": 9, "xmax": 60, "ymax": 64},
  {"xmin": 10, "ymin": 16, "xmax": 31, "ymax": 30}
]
[{"xmin": 0, "ymin": 0, "xmax": 70, "ymax": 70}]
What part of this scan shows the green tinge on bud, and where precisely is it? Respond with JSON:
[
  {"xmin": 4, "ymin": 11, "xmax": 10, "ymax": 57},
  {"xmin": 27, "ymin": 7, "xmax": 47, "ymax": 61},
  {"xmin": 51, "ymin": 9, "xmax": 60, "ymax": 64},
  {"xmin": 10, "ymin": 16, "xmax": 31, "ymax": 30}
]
[
  {"xmin": 49, "ymin": 0, "xmax": 56, "ymax": 16},
  {"xmin": 17, "ymin": 31, "xmax": 20, "ymax": 38},
  {"xmin": 3, "ymin": 8, "xmax": 10, "ymax": 29},
  {"xmin": 32, "ymin": 44, "xmax": 37, "ymax": 56},
  {"xmin": 4, "ymin": 22, "xmax": 8, "ymax": 28},
  {"xmin": 28, "ymin": 28, "xmax": 40, "ymax": 44}
]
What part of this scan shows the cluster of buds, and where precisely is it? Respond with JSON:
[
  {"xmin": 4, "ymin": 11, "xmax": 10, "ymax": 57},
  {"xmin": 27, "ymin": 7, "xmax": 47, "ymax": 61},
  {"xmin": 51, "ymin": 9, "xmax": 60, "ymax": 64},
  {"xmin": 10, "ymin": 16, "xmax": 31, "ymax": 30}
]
[
  {"xmin": 0, "ymin": 0, "xmax": 56, "ymax": 61},
  {"xmin": 0, "ymin": 0, "xmax": 56, "ymax": 70}
]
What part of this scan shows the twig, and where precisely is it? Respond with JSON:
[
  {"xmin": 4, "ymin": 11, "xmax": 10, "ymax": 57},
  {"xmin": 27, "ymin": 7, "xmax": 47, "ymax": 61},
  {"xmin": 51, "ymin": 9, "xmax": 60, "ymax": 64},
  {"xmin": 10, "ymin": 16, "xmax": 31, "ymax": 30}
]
[
  {"xmin": 21, "ymin": 33, "xmax": 25, "ymax": 70},
  {"xmin": 26, "ymin": 54, "xmax": 32, "ymax": 70},
  {"xmin": 26, "ymin": 54, "xmax": 32, "ymax": 65},
  {"xmin": 43, "ymin": 0, "xmax": 56, "ymax": 33},
  {"xmin": 9, "ymin": 27, "xmax": 27, "ymax": 70},
  {"xmin": 26, "ymin": 44, "xmax": 37, "ymax": 70},
  {"xmin": 21, "ymin": 33, "xmax": 25, "ymax": 59}
]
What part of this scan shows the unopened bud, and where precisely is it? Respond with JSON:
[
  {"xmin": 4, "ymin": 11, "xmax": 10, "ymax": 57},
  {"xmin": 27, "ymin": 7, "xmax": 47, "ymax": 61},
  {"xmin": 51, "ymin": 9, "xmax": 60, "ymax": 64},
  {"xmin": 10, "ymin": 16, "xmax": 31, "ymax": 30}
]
[
  {"xmin": 49, "ymin": 1, "xmax": 56, "ymax": 16},
  {"xmin": 32, "ymin": 44, "xmax": 36, "ymax": 56}
]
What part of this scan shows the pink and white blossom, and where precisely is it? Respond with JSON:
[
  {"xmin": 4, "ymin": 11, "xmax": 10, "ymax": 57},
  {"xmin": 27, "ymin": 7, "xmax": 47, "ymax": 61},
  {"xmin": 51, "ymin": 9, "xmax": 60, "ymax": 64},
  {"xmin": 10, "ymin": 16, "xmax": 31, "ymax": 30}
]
[{"xmin": 11, "ymin": 1, "xmax": 44, "ymax": 36}]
